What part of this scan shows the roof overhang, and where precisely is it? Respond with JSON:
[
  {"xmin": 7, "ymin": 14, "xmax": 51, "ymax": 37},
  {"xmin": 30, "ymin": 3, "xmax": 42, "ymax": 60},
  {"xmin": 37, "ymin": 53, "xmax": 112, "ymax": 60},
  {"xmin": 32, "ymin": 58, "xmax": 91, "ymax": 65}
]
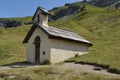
[
  {"xmin": 23, "ymin": 23, "xmax": 93, "ymax": 47},
  {"xmin": 48, "ymin": 35, "xmax": 93, "ymax": 47}
]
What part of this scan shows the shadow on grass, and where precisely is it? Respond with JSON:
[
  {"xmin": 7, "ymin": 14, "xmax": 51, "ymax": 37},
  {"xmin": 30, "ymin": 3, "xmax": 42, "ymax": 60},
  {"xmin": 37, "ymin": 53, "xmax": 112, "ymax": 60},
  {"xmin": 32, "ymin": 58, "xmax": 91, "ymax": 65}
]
[{"xmin": 1, "ymin": 61, "xmax": 40, "ymax": 68}]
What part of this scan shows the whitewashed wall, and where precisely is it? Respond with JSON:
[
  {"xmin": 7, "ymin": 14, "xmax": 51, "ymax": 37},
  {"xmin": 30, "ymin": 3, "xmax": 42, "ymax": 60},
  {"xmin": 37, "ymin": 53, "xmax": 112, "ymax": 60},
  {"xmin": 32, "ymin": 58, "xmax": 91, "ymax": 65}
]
[
  {"xmin": 49, "ymin": 39, "xmax": 89, "ymax": 63},
  {"xmin": 27, "ymin": 27, "xmax": 50, "ymax": 63}
]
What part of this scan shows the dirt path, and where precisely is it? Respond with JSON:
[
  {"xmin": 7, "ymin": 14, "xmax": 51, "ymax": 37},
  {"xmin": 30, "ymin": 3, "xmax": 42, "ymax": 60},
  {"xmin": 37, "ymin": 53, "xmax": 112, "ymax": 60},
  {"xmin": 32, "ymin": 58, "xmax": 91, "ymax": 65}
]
[
  {"xmin": 0, "ymin": 66, "xmax": 12, "ymax": 72},
  {"xmin": 0, "ymin": 62, "xmax": 120, "ymax": 77},
  {"xmin": 60, "ymin": 62, "xmax": 120, "ymax": 77}
]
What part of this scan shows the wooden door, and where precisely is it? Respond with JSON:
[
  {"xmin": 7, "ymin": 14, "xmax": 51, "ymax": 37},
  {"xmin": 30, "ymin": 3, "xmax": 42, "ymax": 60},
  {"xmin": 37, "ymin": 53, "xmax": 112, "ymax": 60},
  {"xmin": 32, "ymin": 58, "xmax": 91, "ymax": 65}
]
[
  {"xmin": 35, "ymin": 44, "xmax": 40, "ymax": 63},
  {"xmin": 34, "ymin": 36, "xmax": 41, "ymax": 64}
]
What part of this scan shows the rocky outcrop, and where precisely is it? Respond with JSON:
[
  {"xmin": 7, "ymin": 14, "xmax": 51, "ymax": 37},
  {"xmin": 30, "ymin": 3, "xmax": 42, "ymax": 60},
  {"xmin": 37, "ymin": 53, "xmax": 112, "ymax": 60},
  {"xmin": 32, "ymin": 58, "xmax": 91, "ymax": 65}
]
[
  {"xmin": 87, "ymin": 0, "xmax": 118, "ymax": 7},
  {"xmin": 86, "ymin": 0, "xmax": 120, "ymax": 9},
  {"xmin": 0, "ymin": 19, "xmax": 22, "ymax": 28},
  {"xmin": 49, "ymin": 3, "xmax": 86, "ymax": 21},
  {"xmin": 0, "ymin": 19, "xmax": 32, "ymax": 28}
]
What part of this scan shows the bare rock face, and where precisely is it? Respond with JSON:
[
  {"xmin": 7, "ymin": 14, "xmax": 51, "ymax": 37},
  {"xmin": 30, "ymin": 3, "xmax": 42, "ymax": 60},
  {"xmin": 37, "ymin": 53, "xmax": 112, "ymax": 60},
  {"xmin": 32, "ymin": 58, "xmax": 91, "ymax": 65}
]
[
  {"xmin": 51, "ymin": 6, "xmax": 79, "ymax": 20},
  {"xmin": 0, "ymin": 19, "xmax": 32, "ymax": 28},
  {"xmin": 88, "ymin": 0, "xmax": 118, "ymax": 7},
  {"xmin": 115, "ymin": 3, "xmax": 120, "ymax": 9},
  {"xmin": 87, "ymin": 0, "xmax": 120, "ymax": 9},
  {"xmin": 93, "ymin": 67, "xmax": 102, "ymax": 71},
  {"xmin": 49, "ymin": 3, "xmax": 86, "ymax": 21},
  {"xmin": 0, "ymin": 19, "xmax": 22, "ymax": 28}
]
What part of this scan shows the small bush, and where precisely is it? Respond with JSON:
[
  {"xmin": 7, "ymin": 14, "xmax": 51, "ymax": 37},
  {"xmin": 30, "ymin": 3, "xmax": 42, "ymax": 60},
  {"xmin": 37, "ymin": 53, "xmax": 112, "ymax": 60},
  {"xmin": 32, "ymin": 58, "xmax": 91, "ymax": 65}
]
[
  {"xmin": 41, "ymin": 60, "xmax": 51, "ymax": 65},
  {"xmin": 74, "ymin": 54, "xmax": 79, "ymax": 57}
]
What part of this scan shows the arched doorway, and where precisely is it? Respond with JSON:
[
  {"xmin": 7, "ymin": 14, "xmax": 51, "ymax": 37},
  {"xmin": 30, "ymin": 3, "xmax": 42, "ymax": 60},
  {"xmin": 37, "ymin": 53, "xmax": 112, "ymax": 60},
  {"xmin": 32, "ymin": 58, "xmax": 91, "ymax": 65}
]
[{"xmin": 34, "ymin": 36, "xmax": 41, "ymax": 63}]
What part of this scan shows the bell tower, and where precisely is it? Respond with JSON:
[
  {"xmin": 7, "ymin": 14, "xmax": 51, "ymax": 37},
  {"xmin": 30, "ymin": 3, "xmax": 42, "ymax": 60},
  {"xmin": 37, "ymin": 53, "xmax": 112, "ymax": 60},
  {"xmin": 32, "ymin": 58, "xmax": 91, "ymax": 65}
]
[{"xmin": 32, "ymin": 6, "xmax": 49, "ymax": 27}]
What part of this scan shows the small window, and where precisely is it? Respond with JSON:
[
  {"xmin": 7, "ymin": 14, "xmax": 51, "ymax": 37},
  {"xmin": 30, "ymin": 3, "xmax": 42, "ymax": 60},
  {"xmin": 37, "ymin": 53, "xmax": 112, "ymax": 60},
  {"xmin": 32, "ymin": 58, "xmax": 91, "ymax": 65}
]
[{"xmin": 43, "ymin": 51, "xmax": 46, "ymax": 55}]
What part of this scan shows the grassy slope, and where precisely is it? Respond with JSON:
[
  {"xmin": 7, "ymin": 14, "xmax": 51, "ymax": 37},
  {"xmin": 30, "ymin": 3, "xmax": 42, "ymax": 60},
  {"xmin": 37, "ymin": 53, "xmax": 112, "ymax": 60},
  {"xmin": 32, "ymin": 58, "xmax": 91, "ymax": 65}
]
[
  {"xmin": 50, "ymin": 5, "xmax": 120, "ymax": 70},
  {"xmin": 0, "ymin": 25, "xmax": 31, "ymax": 65},
  {"xmin": 0, "ymin": 4, "xmax": 120, "ymax": 71},
  {"xmin": 9, "ymin": 16, "xmax": 32, "ymax": 23}
]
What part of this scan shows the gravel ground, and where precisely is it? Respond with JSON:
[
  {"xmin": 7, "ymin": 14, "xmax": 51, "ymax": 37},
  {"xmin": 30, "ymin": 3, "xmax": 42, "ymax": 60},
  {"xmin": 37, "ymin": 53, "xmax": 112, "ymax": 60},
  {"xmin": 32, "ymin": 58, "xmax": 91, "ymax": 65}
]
[
  {"xmin": 0, "ymin": 66, "xmax": 12, "ymax": 72},
  {"xmin": 0, "ymin": 62, "xmax": 120, "ymax": 77},
  {"xmin": 60, "ymin": 62, "xmax": 120, "ymax": 77}
]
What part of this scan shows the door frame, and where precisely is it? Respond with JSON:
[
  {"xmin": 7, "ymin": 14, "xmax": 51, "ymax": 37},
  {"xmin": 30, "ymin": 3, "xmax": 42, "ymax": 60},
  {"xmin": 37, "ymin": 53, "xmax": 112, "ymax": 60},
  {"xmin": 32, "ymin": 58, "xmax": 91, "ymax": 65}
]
[{"xmin": 34, "ymin": 36, "xmax": 41, "ymax": 63}]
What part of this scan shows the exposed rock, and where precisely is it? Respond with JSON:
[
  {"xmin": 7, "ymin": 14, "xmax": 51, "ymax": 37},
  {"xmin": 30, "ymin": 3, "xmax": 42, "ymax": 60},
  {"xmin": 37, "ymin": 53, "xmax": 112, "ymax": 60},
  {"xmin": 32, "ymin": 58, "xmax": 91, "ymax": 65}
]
[
  {"xmin": 115, "ymin": 3, "xmax": 120, "ymax": 9},
  {"xmin": 87, "ymin": 0, "xmax": 118, "ymax": 7},
  {"xmin": 0, "ymin": 19, "xmax": 22, "ymax": 28},
  {"xmin": 49, "ymin": 3, "xmax": 86, "ymax": 21},
  {"xmin": 93, "ymin": 67, "xmax": 102, "ymax": 71},
  {"xmin": 86, "ymin": 0, "xmax": 120, "ymax": 9},
  {"xmin": 0, "ymin": 19, "xmax": 32, "ymax": 28}
]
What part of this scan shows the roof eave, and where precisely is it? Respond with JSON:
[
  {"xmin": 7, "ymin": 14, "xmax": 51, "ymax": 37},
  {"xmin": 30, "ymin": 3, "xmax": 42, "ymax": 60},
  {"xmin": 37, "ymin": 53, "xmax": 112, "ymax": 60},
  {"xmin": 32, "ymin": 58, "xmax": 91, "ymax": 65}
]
[
  {"xmin": 23, "ymin": 23, "xmax": 51, "ymax": 43},
  {"xmin": 23, "ymin": 23, "xmax": 42, "ymax": 43},
  {"xmin": 22, "ymin": 24, "xmax": 36, "ymax": 43},
  {"xmin": 48, "ymin": 35, "xmax": 93, "ymax": 47}
]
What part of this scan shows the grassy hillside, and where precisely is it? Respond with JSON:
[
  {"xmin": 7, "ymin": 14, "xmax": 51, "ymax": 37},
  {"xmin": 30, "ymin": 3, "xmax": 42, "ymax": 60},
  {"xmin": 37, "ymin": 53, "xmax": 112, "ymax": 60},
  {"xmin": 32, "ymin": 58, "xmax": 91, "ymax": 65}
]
[
  {"xmin": 0, "ymin": 3, "xmax": 120, "ymax": 72},
  {"xmin": 0, "ymin": 25, "xmax": 31, "ymax": 65},
  {"xmin": 50, "ymin": 5, "xmax": 120, "ymax": 70}
]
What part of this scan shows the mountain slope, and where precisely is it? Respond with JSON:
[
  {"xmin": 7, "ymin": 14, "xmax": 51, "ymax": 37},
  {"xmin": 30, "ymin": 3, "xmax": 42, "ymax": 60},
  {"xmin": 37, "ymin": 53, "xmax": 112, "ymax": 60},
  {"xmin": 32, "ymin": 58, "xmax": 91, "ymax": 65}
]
[
  {"xmin": 49, "ymin": 2, "xmax": 86, "ymax": 21},
  {"xmin": 87, "ymin": 0, "xmax": 120, "ymax": 9}
]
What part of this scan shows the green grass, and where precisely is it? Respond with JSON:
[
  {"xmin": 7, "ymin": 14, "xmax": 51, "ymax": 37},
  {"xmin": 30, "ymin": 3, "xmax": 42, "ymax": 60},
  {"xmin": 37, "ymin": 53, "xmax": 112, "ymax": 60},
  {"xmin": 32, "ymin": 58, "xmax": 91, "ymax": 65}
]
[
  {"xmin": 0, "ymin": 67, "xmax": 120, "ymax": 80},
  {"xmin": 0, "ymin": 25, "xmax": 31, "ymax": 65}
]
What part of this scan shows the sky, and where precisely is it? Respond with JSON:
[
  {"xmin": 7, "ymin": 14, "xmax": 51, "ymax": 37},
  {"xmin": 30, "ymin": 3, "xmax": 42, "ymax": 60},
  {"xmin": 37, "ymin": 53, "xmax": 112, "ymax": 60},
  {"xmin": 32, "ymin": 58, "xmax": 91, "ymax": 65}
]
[{"xmin": 0, "ymin": 0, "xmax": 82, "ymax": 18}]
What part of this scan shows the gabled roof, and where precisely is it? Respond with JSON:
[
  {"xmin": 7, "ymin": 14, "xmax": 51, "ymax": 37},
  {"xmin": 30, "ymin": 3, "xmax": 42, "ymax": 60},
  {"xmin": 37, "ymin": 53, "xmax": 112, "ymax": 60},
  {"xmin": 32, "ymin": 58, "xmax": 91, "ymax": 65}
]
[
  {"xmin": 23, "ymin": 23, "xmax": 93, "ymax": 46},
  {"xmin": 32, "ymin": 6, "xmax": 50, "ymax": 21}
]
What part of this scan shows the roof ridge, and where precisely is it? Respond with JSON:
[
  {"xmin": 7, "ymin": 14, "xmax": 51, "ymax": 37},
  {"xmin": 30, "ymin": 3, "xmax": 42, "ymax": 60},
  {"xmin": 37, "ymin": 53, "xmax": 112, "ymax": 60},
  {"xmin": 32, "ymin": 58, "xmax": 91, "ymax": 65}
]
[{"xmin": 45, "ymin": 26, "xmax": 78, "ymax": 34}]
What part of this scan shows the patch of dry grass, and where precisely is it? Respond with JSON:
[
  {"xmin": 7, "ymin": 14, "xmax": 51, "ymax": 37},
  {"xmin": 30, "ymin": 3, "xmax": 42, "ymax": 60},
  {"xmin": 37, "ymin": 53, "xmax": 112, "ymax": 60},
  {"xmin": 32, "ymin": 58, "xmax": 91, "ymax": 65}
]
[
  {"xmin": 0, "ymin": 66, "xmax": 120, "ymax": 80},
  {"xmin": 0, "ymin": 25, "xmax": 31, "ymax": 65}
]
